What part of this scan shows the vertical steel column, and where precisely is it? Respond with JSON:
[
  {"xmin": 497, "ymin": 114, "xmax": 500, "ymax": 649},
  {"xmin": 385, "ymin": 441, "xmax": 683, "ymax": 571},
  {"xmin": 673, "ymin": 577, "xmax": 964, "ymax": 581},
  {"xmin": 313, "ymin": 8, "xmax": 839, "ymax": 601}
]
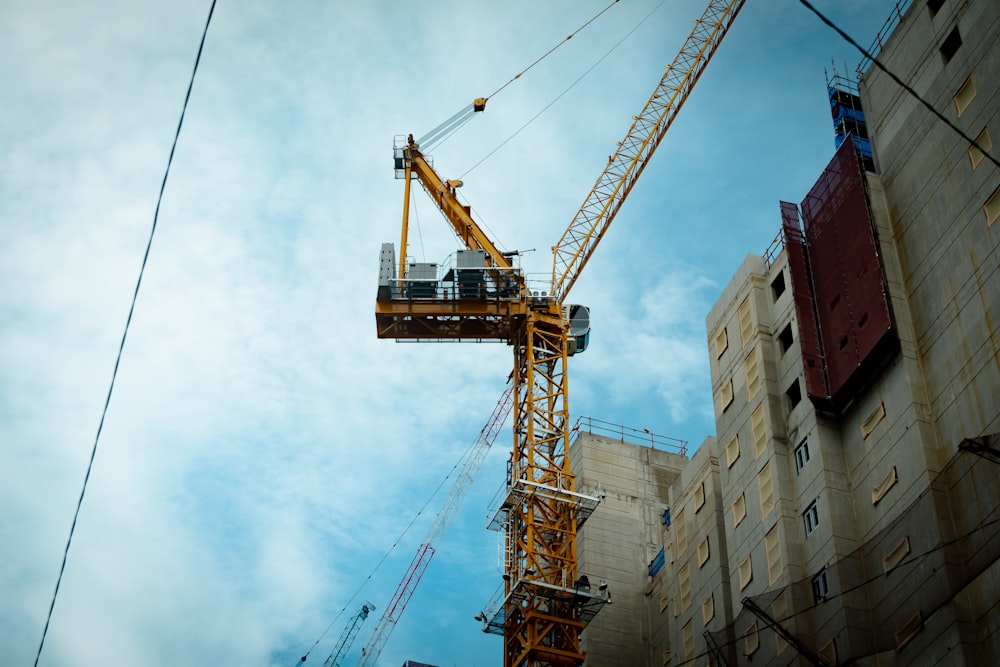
[{"xmin": 504, "ymin": 310, "xmax": 584, "ymax": 666}]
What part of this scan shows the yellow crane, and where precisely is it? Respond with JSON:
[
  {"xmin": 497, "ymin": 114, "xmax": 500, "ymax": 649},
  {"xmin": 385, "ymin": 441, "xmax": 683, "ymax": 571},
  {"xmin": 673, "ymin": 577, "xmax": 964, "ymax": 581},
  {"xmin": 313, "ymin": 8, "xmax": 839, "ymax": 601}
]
[{"xmin": 375, "ymin": 1, "xmax": 744, "ymax": 665}]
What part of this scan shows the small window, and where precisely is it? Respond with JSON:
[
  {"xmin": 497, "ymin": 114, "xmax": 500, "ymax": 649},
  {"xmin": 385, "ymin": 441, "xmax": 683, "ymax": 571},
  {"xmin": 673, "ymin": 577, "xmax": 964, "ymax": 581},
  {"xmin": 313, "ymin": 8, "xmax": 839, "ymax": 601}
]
[
  {"xmin": 738, "ymin": 554, "xmax": 753, "ymax": 590},
  {"xmin": 743, "ymin": 619, "xmax": 760, "ymax": 655},
  {"xmin": 895, "ymin": 611, "xmax": 925, "ymax": 651},
  {"xmin": 715, "ymin": 327, "xmax": 729, "ymax": 359},
  {"xmin": 986, "ymin": 185, "xmax": 1000, "ymax": 227},
  {"xmin": 771, "ymin": 271, "xmax": 786, "ymax": 300},
  {"xmin": 778, "ymin": 322, "xmax": 794, "ymax": 353},
  {"xmin": 659, "ymin": 596, "xmax": 669, "ymax": 613},
  {"xmin": 794, "ymin": 438, "xmax": 811, "ymax": 472},
  {"xmin": 765, "ymin": 524, "xmax": 782, "ymax": 584},
  {"xmin": 676, "ymin": 509, "xmax": 688, "ymax": 555},
  {"xmin": 939, "ymin": 26, "xmax": 962, "ymax": 63},
  {"xmin": 758, "ymin": 462, "xmax": 775, "ymax": 519},
  {"xmin": 694, "ymin": 482, "xmax": 706, "ymax": 513},
  {"xmin": 772, "ymin": 592, "xmax": 788, "ymax": 654},
  {"xmin": 883, "ymin": 536, "xmax": 911, "ymax": 573},
  {"xmin": 719, "ymin": 378, "xmax": 734, "ymax": 413},
  {"xmin": 811, "ymin": 569, "xmax": 829, "ymax": 602},
  {"xmin": 725, "ymin": 434, "xmax": 741, "ymax": 469},
  {"xmin": 786, "ymin": 379, "xmax": 802, "ymax": 409},
  {"xmin": 697, "ymin": 535, "xmax": 711, "ymax": 567},
  {"xmin": 738, "ymin": 296, "xmax": 754, "ymax": 346},
  {"xmin": 751, "ymin": 403, "xmax": 767, "ymax": 458},
  {"xmin": 745, "ymin": 350, "xmax": 761, "ymax": 399},
  {"xmin": 872, "ymin": 466, "xmax": 899, "ymax": 505},
  {"xmin": 927, "ymin": 0, "xmax": 945, "ymax": 17},
  {"xmin": 953, "ymin": 76, "xmax": 976, "ymax": 116},
  {"xmin": 679, "ymin": 563, "xmax": 691, "ymax": 611},
  {"xmin": 682, "ymin": 619, "xmax": 695, "ymax": 659},
  {"xmin": 968, "ymin": 128, "xmax": 992, "ymax": 170},
  {"xmin": 819, "ymin": 639, "xmax": 838, "ymax": 665},
  {"xmin": 732, "ymin": 493, "xmax": 747, "ymax": 527},
  {"xmin": 861, "ymin": 401, "xmax": 886, "ymax": 439},
  {"xmin": 803, "ymin": 500, "xmax": 820, "ymax": 536},
  {"xmin": 661, "ymin": 648, "xmax": 672, "ymax": 665},
  {"xmin": 702, "ymin": 593, "xmax": 715, "ymax": 625}
]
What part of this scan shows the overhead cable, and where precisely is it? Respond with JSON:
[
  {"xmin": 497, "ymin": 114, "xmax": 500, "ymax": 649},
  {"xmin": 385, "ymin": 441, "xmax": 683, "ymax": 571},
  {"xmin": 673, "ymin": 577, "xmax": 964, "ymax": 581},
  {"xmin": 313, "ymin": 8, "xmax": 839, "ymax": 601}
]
[
  {"xmin": 32, "ymin": 2, "xmax": 218, "ymax": 666},
  {"xmin": 461, "ymin": 0, "xmax": 667, "ymax": 179}
]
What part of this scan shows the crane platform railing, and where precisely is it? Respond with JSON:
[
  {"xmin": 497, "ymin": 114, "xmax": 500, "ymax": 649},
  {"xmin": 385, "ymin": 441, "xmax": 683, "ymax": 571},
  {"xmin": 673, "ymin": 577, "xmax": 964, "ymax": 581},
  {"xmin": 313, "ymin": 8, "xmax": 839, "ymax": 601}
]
[
  {"xmin": 477, "ymin": 572, "xmax": 610, "ymax": 636},
  {"xmin": 571, "ymin": 416, "xmax": 688, "ymax": 456}
]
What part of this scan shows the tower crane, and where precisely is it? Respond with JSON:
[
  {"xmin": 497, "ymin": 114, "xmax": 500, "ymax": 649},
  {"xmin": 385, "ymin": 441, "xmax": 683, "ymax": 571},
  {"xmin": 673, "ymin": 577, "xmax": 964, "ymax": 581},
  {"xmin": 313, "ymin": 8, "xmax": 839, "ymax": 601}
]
[
  {"xmin": 355, "ymin": 384, "xmax": 514, "ymax": 666},
  {"xmin": 374, "ymin": 1, "xmax": 744, "ymax": 665},
  {"xmin": 322, "ymin": 601, "xmax": 375, "ymax": 667}
]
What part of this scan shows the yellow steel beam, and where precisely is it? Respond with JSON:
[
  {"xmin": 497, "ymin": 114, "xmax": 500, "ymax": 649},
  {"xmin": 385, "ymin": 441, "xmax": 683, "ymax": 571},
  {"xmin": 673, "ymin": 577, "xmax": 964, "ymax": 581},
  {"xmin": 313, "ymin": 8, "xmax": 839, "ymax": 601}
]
[{"xmin": 549, "ymin": 0, "xmax": 745, "ymax": 301}]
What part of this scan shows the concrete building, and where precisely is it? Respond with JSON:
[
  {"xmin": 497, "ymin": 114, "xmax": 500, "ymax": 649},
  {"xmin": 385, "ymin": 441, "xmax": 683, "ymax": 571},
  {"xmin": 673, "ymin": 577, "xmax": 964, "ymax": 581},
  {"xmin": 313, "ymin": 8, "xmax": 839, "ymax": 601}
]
[{"xmin": 574, "ymin": 0, "xmax": 999, "ymax": 664}]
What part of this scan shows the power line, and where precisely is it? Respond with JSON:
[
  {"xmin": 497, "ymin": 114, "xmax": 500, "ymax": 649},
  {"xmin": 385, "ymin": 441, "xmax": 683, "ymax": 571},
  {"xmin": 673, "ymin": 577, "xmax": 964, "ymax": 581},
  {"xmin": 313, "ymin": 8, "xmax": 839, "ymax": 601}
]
[
  {"xmin": 32, "ymin": 2, "xmax": 218, "ymax": 665},
  {"xmin": 798, "ymin": 0, "xmax": 999, "ymax": 170}
]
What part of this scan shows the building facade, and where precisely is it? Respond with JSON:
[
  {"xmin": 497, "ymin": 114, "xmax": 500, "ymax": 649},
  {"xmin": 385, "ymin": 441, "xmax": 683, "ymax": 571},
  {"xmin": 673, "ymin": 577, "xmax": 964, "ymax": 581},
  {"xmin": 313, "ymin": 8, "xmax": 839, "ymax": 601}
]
[{"xmin": 575, "ymin": 0, "xmax": 999, "ymax": 664}]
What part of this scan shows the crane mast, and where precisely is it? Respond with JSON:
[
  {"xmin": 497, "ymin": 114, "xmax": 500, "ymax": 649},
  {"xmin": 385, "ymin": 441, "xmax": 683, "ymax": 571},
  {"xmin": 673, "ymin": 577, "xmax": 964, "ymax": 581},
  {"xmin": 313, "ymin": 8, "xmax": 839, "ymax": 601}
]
[
  {"xmin": 323, "ymin": 602, "xmax": 375, "ymax": 667},
  {"xmin": 355, "ymin": 385, "xmax": 514, "ymax": 667},
  {"xmin": 375, "ymin": 1, "xmax": 743, "ymax": 664}
]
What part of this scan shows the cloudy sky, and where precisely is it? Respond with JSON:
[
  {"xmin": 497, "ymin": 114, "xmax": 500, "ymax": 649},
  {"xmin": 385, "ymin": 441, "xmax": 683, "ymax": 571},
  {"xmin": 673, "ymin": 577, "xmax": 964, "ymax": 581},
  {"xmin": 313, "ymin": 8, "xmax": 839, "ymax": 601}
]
[{"xmin": 2, "ymin": 1, "xmax": 903, "ymax": 665}]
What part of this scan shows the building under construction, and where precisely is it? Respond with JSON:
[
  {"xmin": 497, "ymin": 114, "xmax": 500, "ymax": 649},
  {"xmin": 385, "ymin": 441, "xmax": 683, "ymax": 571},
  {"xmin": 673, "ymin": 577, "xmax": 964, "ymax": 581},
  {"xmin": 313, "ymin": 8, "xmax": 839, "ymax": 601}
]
[{"xmin": 570, "ymin": 0, "xmax": 999, "ymax": 664}]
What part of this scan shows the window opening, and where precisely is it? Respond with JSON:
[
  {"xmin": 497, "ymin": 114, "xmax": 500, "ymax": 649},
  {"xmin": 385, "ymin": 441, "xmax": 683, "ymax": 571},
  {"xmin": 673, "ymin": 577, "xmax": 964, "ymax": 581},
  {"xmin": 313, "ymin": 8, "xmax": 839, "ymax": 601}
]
[
  {"xmin": 969, "ymin": 128, "xmax": 992, "ymax": 170},
  {"xmin": 794, "ymin": 438, "xmax": 810, "ymax": 472},
  {"xmin": 939, "ymin": 25, "xmax": 962, "ymax": 63},
  {"xmin": 771, "ymin": 271, "xmax": 786, "ymax": 300},
  {"xmin": 778, "ymin": 322, "xmax": 794, "ymax": 353},
  {"xmin": 786, "ymin": 378, "xmax": 802, "ymax": 409},
  {"xmin": 953, "ymin": 76, "xmax": 976, "ymax": 116},
  {"xmin": 927, "ymin": 0, "xmax": 945, "ymax": 16},
  {"xmin": 803, "ymin": 499, "xmax": 820, "ymax": 536},
  {"xmin": 812, "ymin": 569, "xmax": 829, "ymax": 602},
  {"xmin": 985, "ymin": 185, "xmax": 1000, "ymax": 227}
]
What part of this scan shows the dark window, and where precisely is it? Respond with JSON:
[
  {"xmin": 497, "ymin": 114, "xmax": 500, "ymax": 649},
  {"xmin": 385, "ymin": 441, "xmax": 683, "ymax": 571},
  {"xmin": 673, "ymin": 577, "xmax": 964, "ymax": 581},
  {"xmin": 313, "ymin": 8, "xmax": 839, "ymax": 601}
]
[
  {"xmin": 811, "ymin": 569, "xmax": 829, "ymax": 602},
  {"xmin": 940, "ymin": 26, "xmax": 962, "ymax": 63},
  {"xmin": 794, "ymin": 438, "xmax": 810, "ymax": 473},
  {"xmin": 771, "ymin": 271, "xmax": 786, "ymax": 300},
  {"xmin": 803, "ymin": 500, "xmax": 820, "ymax": 536},
  {"xmin": 927, "ymin": 0, "xmax": 945, "ymax": 17},
  {"xmin": 778, "ymin": 323, "xmax": 794, "ymax": 354},
  {"xmin": 786, "ymin": 379, "xmax": 802, "ymax": 409}
]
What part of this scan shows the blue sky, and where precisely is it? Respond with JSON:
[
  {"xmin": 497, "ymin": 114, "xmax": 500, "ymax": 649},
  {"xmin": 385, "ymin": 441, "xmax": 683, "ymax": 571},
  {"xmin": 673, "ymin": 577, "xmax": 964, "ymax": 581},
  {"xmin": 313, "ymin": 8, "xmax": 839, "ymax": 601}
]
[{"xmin": 1, "ymin": 1, "xmax": 903, "ymax": 665}]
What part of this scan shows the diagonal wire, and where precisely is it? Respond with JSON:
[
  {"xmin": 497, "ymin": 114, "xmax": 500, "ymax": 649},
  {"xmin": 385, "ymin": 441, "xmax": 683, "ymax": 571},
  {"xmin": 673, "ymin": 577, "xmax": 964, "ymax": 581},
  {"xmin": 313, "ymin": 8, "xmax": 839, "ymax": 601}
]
[
  {"xmin": 33, "ymin": 2, "xmax": 218, "ymax": 665},
  {"xmin": 460, "ymin": 0, "xmax": 666, "ymax": 179},
  {"xmin": 799, "ymin": 0, "xmax": 999, "ymax": 170}
]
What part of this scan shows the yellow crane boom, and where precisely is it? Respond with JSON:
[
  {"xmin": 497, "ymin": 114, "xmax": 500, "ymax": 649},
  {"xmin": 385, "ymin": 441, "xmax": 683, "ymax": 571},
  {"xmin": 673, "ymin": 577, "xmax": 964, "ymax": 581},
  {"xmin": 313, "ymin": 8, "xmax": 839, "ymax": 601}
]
[{"xmin": 374, "ymin": 2, "xmax": 744, "ymax": 664}]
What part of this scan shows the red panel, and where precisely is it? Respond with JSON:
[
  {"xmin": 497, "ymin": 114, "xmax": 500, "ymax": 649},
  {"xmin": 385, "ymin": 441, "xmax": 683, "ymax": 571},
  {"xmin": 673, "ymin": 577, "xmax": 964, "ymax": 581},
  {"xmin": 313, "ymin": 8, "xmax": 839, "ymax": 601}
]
[
  {"xmin": 798, "ymin": 140, "xmax": 896, "ymax": 409},
  {"xmin": 782, "ymin": 201, "xmax": 828, "ymax": 400}
]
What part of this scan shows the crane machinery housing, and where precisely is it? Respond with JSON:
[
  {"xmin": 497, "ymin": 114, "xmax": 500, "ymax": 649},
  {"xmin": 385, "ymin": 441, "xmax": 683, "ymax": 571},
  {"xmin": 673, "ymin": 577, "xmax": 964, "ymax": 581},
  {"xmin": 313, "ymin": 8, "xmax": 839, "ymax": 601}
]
[{"xmin": 374, "ymin": 1, "xmax": 744, "ymax": 665}]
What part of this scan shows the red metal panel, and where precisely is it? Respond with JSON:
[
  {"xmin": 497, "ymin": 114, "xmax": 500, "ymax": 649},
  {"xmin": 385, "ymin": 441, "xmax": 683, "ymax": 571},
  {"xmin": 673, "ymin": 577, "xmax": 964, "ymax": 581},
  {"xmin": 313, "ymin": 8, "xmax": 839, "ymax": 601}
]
[
  {"xmin": 782, "ymin": 201, "xmax": 828, "ymax": 400},
  {"xmin": 798, "ymin": 140, "xmax": 896, "ymax": 408}
]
